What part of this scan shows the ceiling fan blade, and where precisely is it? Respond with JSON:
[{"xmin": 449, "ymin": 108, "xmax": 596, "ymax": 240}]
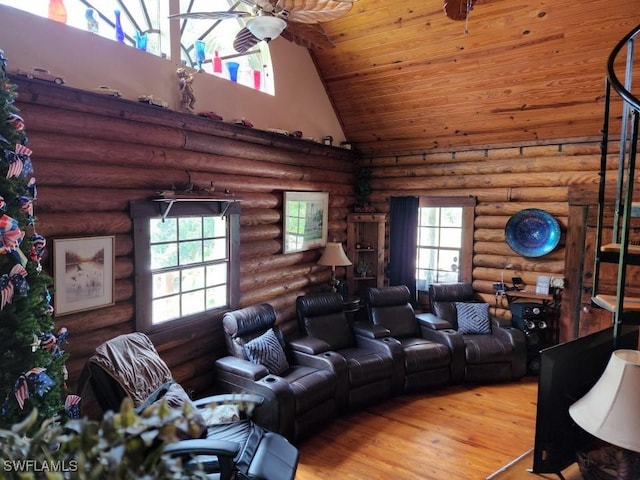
[
  {"xmin": 169, "ymin": 11, "xmax": 252, "ymax": 20},
  {"xmin": 233, "ymin": 27, "xmax": 261, "ymax": 53},
  {"xmin": 443, "ymin": 0, "xmax": 476, "ymax": 21},
  {"xmin": 278, "ymin": 0, "xmax": 353, "ymax": 24},
  {"xmin": 280, "ymin": 22, "xmax": 334, "ymax": 49}
]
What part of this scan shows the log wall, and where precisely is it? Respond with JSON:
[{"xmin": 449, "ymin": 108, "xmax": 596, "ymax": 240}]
[
  {"xmin": 362, "ymin": 140, "xmax": 622, "ymax": 341},
  {"xmin": 14, "ymin": 77, "xmax": 357, "ymax": 397}
]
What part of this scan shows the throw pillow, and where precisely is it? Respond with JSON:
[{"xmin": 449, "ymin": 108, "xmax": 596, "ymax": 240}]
[
  {"xmin": 244, "ymin": 328, "xmax": 290, "ymax": 375},
  {"xmin": 455, "ymin": 302, "xmax": 491, "ymax": 335}
]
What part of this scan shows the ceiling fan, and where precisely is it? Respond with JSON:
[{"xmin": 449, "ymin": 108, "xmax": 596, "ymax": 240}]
[
  {"xmin": 443, "ymin": 0, "xmax": 476, "ymax": 21},
  {"xmin": 169, "ymin": 0, "xmax": 355, "ymax": 54}
]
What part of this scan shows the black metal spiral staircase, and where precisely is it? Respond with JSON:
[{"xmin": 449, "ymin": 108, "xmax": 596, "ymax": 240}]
[{"xmin": 592, "ymin": 24, "xmax": 640, "ymax": 346}]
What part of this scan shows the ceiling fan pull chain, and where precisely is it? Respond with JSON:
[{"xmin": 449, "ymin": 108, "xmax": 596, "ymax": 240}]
[{"xmin": 464, "ymin": 0, "xmax": 472, "ymax": 35}]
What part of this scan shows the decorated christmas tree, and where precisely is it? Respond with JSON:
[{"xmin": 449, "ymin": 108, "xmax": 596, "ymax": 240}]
[{"xmin": 0, "ymin": 49, "xmax": 75, "ymax": 429}]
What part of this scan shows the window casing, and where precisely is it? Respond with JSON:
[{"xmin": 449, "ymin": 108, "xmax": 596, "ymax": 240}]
[
  {"xmin": 131, "ymin": 199, "xmax": 240, "ymax": 333},
  {"xmin": 416, "ymin": 196, "xmax": 475, "ymax": 293}
]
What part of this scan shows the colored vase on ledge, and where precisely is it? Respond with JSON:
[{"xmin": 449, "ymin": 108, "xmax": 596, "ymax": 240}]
[
  {"xmin": 114, "ymin": 9, "xmax": 125, "ymax": 43},
  {"xmin": 48, "ymin": 0, "xmax": 67, "ymax": 24}
]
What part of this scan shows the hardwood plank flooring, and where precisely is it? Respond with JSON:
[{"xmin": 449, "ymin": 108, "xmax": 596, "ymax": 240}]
[{"xmin": 295, "ymin": 377, "xmax": 540, "ymax": 480}]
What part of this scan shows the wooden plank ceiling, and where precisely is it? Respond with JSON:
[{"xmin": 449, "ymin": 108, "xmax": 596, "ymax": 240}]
[{"xmin": 310, "ymin": 0, "xmax": 640, "ymax": 157}]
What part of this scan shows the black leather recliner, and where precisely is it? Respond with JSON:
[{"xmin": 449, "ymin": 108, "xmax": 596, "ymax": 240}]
[
  {"xmin": 419, "ymin": 283, "xmax": 527, "ymax": 383},
  {"xmin": 363, "ymin": 285, "xmax": 456, "ymax": 392},
  {"xmin": 78, "ymin": 332, "xmax": 299, "ymax": 480},
  {"xmin": 216, "ymin": 303, "xmax": 338, "ymax": 442},
  {"xmin": 291, "ymin": 292, "xmax": 403, "ymax": 411}
]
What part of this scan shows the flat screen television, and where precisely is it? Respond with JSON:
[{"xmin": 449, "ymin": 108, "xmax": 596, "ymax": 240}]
[{"xmin": 532, "ymin": 325, "xmax": 639, "ymax": 474}]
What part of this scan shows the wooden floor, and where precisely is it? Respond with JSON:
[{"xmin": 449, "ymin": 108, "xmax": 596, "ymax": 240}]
[{"xmin": 295, "ymin": 377, "xmax": 541, "ymax": 480}]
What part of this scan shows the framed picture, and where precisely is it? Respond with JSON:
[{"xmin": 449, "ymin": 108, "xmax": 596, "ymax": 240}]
[
  {"xmin": 283, "ymin": 191, "xmax": 329, "ymax": 253},
  {"xmin": 53, "ymin": 236, "xmax": 115, "ymax": 316}
]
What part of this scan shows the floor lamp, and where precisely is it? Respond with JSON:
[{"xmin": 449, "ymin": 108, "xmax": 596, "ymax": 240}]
[
  {"xmin": 317, "ymin": 242, "xmax": 352, "ymax": 293},
  {"xmin": 569, "ymin": 349, "xmax": 640, "ymax": 480}
]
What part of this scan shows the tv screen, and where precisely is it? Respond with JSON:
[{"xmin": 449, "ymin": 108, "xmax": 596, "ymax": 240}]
[{"xmin": 532, "ymin": 325, "xmax": 639, "ymax": 474}]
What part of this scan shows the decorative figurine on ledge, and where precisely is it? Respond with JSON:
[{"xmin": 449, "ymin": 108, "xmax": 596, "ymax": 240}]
[{"xmin": 176, "ymin": 68, "xmax": 195, "ymax": 112}]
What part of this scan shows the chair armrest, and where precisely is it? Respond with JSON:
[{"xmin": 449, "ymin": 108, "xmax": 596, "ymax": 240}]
[
  {"xmin": 216, "ymin": 356, "xmax": 269, "ymax": 381},
  {"xmin": 492, "ymin": 318, "xmax": 527, "ymax": 349},
  {"xmin": 419, "ymin": 324, "xmax": 466, "ymax": 384},
  {"xmin": 164, "ymin": 438, "xmax": 240, "ymax": 457},
  {"xmin": 164, "ymin": 438, "xmax": 238, "ymax": 480},
  {"xmin": 288, "ymin": 335, "xmax": 331, "ymax": 355},
  {"xmin": 416, "ymin": 312, "xmax": 453, "ymax": 330},
  {"xmin": 352, "ymin": 321, "xmax": 391, "ymax": 339},
  {"xmin": 193, "ymin": 393, "xmax": 264, "ymax": 409}
]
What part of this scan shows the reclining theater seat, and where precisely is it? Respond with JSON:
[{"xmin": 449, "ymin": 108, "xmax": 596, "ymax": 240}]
[
  {"xmin": 420, "ymin": 283, "xmax": 527, "ymax": 383},
  {"xmin": 363, "ymin": 285, "xmax": 456, "ymax": 392},
  {"xmin": 78, "ymin": 332, "xmax": 298, "ymax": 480},
  {"xmin": 216, "ymin": 303, "xmax": 338, "ymax": 442},
  {"xmin": 292, "ymin": 291, "xmax": 403, "ymax": 411}
]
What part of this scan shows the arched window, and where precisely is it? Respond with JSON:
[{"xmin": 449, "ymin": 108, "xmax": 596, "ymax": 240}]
[{"xmin": 1, "ymin": 0, "xmax": 274, "ymax": 93}]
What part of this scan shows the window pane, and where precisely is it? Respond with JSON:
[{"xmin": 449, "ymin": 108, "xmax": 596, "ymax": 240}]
[
  {"xmin": 204, "ymin": 238, "xmax": 227, "ymax": 261},
  {"xmin": 151, "ymin": 218, "xmax": 177, "ymax": 243},
  {"xmin": 181, "ymin": 266, "xmax": 205, "ymax": 291},
  {"xmin": 420, "ymin": 207, "xmax": 439, "ymax": 227},
  {"xmin": 441, "ymin": 227, "xmax": 462, "ymax": 248},
  {"xmin": 179, "ymin": 240, "xmax": 203, "ymax": 265},
  {"xmin": 418, "ymin": 227, "xmax": 439, "ymax": 247},
  {"xmin": 153, "ymin": 271, "xmax": 180, "ymax": 297},
  {"xmin": 438, "ymin": 250, "xmax": 460, "ymax": 273},
  {"xmin": 206, "ymin": 285, "xmax": 227, "ymax": 309},
  {"xmin": 441, "ymin": 207, "xmax": 462, "ymax": 227},
  {"xmin": 207, "ymin": 263, "xmax": 227, "ymax": 286},
  {"xmin": 151, "ymin": 243, "xmax": 178, "ymax": 269},
  {"xmin": 179, "ymin": 217, "xmax": 202, "ymax": 240},
  {"xmin": 203, "ymin": 216, "xmax": 225, "ymax": 237},
  {"xmin": 153, "ymin": 296, "xmax": 180, "ymax": 323},
  {"xmin": 182, "ymin": 290, "xmax": 205, "ymax": 316}
]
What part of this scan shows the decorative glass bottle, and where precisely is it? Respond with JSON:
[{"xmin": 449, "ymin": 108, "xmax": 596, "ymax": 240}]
[
  {"xmin": 114, "ymin": 9, "xmax": 125, "ymax": 43},
  {"xmin": 85, "ymin": 8, "xmax": 99, "ymax": 33},
  {"xmin": 48, "ymin": 0, "xmax": 67, "ymax": 24}
]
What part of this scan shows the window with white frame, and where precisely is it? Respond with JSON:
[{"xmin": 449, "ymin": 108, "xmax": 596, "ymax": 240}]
[
  {"xmin": 416, "ymin": 197, "xmax": 475, "ymax": 293},
  {"xmin": 1, "ymin": 0, "xmax": 275, "ymax": 93},
  {"xmin": 131, "ymin": 200, "xmax": 240, "ymax": 333}
]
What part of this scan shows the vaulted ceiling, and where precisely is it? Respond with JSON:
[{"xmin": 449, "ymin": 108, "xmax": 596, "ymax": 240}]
[{"xmin": 311, "ymin": 0, "xmax": 640, "ymax": 157}]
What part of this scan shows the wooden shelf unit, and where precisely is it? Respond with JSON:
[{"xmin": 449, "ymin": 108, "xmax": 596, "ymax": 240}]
[{"xmin": 346, "ymin": 213, "xmax": 386, "ymax": 298}]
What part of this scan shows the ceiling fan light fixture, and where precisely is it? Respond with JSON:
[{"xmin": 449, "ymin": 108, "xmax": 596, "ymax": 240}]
[{"xmin": 246, "ymin": 16, "xmax": 287, "ymax": 42}]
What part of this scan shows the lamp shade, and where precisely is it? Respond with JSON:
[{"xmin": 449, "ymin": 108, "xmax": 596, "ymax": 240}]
[
  {"xmin": 569, "ymin": 349, "xmax": 640, "ymax": 452},
  {"xmin": 317, "ymin": 242, "xmax": 352, "ymax": 267},
  {"xmin": 246, "ymin": 16, "xmax": 287, "ymax": 41}
]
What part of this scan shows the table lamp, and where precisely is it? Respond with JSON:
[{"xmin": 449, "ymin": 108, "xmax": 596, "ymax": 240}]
[
  {"xmin": 569, "ymin": 349, "xmax": 640, "ymax": 479},
  {"xmin": 317, "ymin": 242, "xmax": 351, "ymax": 292}
]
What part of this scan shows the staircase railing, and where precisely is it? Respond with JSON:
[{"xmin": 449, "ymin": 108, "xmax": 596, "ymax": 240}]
[{"xmin": 592, "ymin": 24, "xmax": 640, "ymax": 343}]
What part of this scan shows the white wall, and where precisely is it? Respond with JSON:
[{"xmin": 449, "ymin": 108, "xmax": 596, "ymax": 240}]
[{"xmin": 0, "ymin": 5, "xmax": 346, "ymax": 144}]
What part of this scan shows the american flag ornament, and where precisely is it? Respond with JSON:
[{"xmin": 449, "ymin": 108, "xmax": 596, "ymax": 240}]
[
  {"xmin": 3, "ymin": 150, "xmax": 23, "ymax": 178},
  {"xmin": 9, "ymin": 264, "xmax": 28, "ymax": 297},
  {"xmin": 14, "ymin": 376, "xmax": 28, "ymax": 409},
  {"xmin": 6, "ymin": 113, "xmax": 24, "ymax": 131},
  {"xmin": 26, "ymin": 367, "xmax": 55, "ymax": 397},
  {"xmin": 0, "ymin": 274, "xmax": 14, "ymax": 310},
  {"xmin": 64, "ymin": 394, "xmax": 81, "ymax": 419}
]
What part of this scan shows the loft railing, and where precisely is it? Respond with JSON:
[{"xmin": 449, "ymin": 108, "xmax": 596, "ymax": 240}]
[{"xmin": 592, "ymin": 24, "xmax": 640, "ymax": 340}]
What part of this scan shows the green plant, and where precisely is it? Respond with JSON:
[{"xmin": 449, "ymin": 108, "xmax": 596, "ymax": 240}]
[{"xmin": 0, "ymin": 398, "xmax": 209, "ymax": 480}]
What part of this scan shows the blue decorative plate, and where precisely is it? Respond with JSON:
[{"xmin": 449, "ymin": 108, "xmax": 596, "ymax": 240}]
[{"xmin": 505, "ymin": 209, "xmax": 561, "ymax": 257}]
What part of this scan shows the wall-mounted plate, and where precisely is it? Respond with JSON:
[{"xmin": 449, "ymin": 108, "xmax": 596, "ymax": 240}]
[{"xmin": 505, "ymin": 209, "xmax": 561, "ymax": 257}]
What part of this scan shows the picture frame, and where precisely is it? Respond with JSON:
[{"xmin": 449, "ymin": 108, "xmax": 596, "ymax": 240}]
[
  {"xmin": 283, "ymin": 191, "xmax": 329, "ymax": 253},
  {"xmin": 53, "ymin": 236, "xmax": 115, "ymax": 316}
]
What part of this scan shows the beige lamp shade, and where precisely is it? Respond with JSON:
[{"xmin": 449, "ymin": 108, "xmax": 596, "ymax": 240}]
[
  {"xmin": 569, "ymin": 349, "xmax": 640, "ymax": 453},
  {"xmin": 317, "ymin": 242, "xmax": 352, "ymax": 267}
]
